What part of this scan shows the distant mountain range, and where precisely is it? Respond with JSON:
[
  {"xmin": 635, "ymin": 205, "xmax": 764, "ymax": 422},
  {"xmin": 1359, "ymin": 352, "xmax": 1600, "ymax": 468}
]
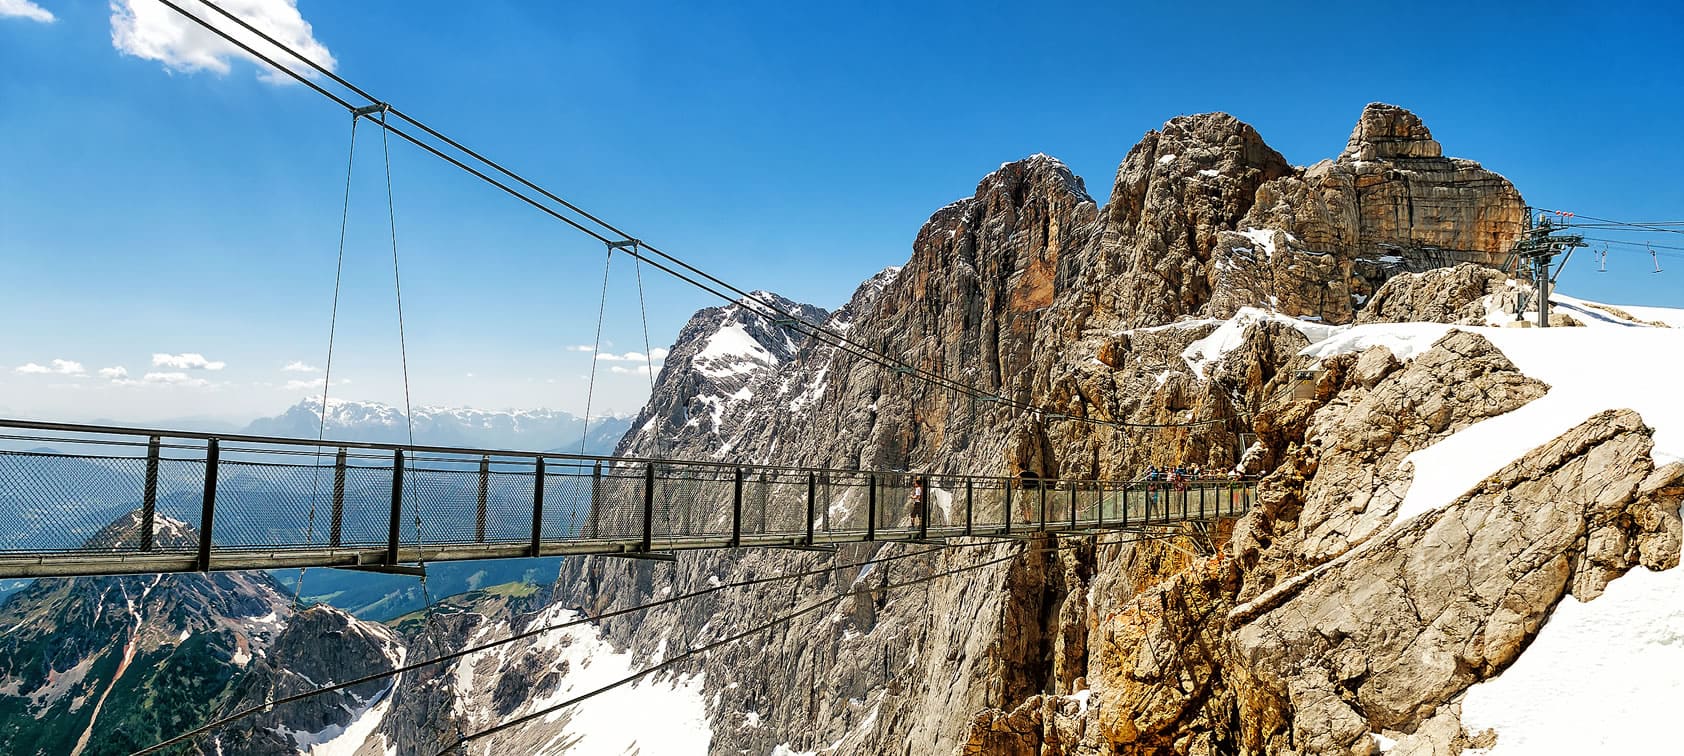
[{"xmin": 243, "ymin": 398, "xmax": 632, "ymax": 455}]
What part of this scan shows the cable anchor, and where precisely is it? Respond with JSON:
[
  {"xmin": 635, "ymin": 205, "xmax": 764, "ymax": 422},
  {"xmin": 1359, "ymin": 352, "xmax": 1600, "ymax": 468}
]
[{"xmin": 351, "ymin": 102, "xmax": 390, "ymax": 119}]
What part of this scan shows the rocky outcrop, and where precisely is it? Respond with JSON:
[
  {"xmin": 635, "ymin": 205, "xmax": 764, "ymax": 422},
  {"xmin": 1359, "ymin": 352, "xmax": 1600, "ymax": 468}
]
[
  {"xmin": 1224, "ymin": 104, "xmax": 1527, "ymax": 320},
  {"xmin": 1229, "ymin": 409, "xmax": 1681, "ymax": 755},
  {"xmin": 212, "ymin": 606, "xmax": 403, "ymax": 754},
  {"xmin": 1355, "ymin": 264, "xmax": 1513, "ymax": 325},
  {"xmin": 1286, "ymin": 332, "xmax": 1549, "ymax": 563}
]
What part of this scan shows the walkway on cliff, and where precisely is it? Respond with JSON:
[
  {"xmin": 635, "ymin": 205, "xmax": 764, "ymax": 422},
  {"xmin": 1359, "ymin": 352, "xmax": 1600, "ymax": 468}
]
[{"xmin": 0, "ymin": 418, "xmax": 1253, "ymax": 579}]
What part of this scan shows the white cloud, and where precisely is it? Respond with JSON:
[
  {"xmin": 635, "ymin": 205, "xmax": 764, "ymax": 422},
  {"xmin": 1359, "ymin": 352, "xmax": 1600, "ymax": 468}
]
[
  {"xmin": 282, "ymin": 360, "xmax": 319, "ymax": 373},
  {"xmin": 109, "ymin": 0, "xmax": 337, "ymax": 85},
  {"xmin": 98, "ymin": 366, "xmax": 130, "ymax": 379},
  {"xmin": 582, "ymin": 349, "xmax": 668, "ymax": 363},
  {"xmin": 609, "ymin": 365, "xmax": 655, "ymax": 375},
  {"xmin": 152, "ymin": 352, "xmax": 225, "ymax": 370},
  {"xmin": 0, "ymin": 0, "xmax": 55, "ymax": 23},
  {"xmin": 15, "ymin": 359, "xmax": 85, "ymax": 376},
  {"xmin": 283, "ymin": 376, "xmax": 349, "ymax": 392},
  {"xmin": 142, "ymin": 371, "xmax": 210, "ymax": 388}
]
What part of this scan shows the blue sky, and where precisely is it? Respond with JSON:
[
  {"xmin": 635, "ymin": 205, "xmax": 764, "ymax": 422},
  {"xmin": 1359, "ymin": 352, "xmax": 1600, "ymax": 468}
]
[{"xmin": 1, "ymin": 0, "xmax": 1680, "ymax": 424}]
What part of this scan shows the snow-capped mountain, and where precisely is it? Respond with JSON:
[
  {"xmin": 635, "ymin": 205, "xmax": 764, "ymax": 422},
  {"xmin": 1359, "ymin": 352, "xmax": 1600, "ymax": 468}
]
[
  {"xmin": 244, "ymin": 398, "xmax": 632, "ymax": 455},
  {"xmin": 614, "ymin": 289, "xmax": 829, "ymax": 456}
]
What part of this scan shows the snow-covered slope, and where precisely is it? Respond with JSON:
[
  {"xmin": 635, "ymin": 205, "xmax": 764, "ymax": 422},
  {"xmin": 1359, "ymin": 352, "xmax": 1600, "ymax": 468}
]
[{"xmin": 1291, "ymin": 293, "xmax": 1684, "ymax": 753}]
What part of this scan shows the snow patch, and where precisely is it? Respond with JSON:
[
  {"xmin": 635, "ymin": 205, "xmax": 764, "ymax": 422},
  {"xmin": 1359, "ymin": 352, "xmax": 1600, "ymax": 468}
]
[
  {"xmin": 1460, "ymin": 565, "xmax": 1684, "ymax": 753},
  {"xmin": 1183, "ymin": 307, "xmax": 1342, "ymax": 379}
]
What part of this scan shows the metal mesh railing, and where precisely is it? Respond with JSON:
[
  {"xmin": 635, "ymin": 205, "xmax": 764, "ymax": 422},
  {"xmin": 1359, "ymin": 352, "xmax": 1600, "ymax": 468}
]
[{"xmin": 0, "ymin": 419, "xmax": 1256, "ymax": 574}]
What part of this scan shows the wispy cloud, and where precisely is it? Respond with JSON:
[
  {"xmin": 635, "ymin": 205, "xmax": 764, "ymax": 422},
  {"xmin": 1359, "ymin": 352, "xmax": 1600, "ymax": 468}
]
[
  {"xmin": 0, "ymin": 0, "xmax": 55, "ymax": 23},
  {"xmin": 570, "ymin": 347, "xmax": 669, "ymax": 363},
  {"xmin": 283, "ymin": 376, "xmax": 350, "ymax": 392},
  {"xmin": 142, "ymin": 371, "xmax": 210, "ymax": 388},
  {"xmin": 609, "ymin": 365, "xmax": 656, "ymax": 375},
  {"xmin": 282, "ymin": 360, "xmax": 319, "ymax": 373},
  {"xmin": 153, "ymin": 352, "xmax": 225, "ymax": 370},
  {"xmin": 109, "ymin": 0, "xmax": 336, "ymax": 85},
  {"xmin": 15, "ymin": 359, "xmax": 85, "ymax": 376}
]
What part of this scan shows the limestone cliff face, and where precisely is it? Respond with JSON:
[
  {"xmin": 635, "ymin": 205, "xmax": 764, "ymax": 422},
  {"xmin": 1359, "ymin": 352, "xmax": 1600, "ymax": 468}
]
[
  {"xmin": 1230, "ymin": 103, "xmax": 1528, "ymax": 318},
  {"xmin": 323, "ymin": 103, "xmax": 1671, "ymax": 756}
]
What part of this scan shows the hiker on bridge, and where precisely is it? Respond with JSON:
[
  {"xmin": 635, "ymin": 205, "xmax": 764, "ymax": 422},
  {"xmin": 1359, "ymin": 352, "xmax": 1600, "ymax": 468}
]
[{"xmin": 908, "ymin": 475, "xmax": 926, "ymax": 528}]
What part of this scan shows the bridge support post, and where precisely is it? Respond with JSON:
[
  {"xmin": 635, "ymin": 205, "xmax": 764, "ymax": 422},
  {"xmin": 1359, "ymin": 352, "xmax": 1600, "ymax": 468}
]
[
  {"xmin": 330, "ymin": 448, "xmax": 346, "ymax": 548},
  {"xmin": 641, "ymin": 463, "xmax": 655, "ymax": 553},
  {"xmin": 964, "ymin": 479, "xmax": 973, "ymax": 536},
  {"xmin": 1038, "ymin": 484, "xmax": 1047, "ymax": 532},
  {"xmin": 530, "ymin": 457, "xmax": 545, "ymax": 558},
  {"xmin": 475, "ymin": 455, "xmax": 489, "ymax": 544},
  {"xmin": 141, "ymin": 436, "xmax": 159, "ymax": 552},
  {"xmin": 806, "ymin": 472, "xmax": 817, "ymax": 546},
  {"xmin": 1069, "ymin": 482, "xmax": 1077, "ymax": 530},
  {"xmin": 1199, "ymin": 484, "xmax": 1206, "ymax": 522},
  {"xmin": 589, "ymin": 462, "xmax": 602, "ymax": 539},
  {"xmin": 386, "ymin": 449, "xmax": 404, "ymax": 566},
  {"xmin": 731, "ymin": 467, "xmax": 743, "ymax": 548},
  {"xmin": 917, "ymin": 476, "xmax": 929, "ymax": 541},
  {"xmin": 196, "ymin": 439, "xmax": 219, "ymax": 571},
  {"xmin": 866, "ymin": 475, "xmax": 877, "ymax": 542}
]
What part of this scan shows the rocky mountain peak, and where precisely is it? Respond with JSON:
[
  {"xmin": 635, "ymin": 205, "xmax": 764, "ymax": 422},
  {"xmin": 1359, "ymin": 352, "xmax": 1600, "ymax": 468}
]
[
  {"xmin": 1340, "ymin": 101, "xmax": 1444, "ymax": 161},
  {"xmin": 615, "ymin": 288, "xmax": 830, "ymax": 456}
]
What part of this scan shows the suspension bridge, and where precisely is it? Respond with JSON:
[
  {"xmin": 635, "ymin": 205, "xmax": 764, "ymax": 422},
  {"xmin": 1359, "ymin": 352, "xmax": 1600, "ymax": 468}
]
[{"xmin": 0, "ymin": 418, "xmax": 1253, "ymax": 580}]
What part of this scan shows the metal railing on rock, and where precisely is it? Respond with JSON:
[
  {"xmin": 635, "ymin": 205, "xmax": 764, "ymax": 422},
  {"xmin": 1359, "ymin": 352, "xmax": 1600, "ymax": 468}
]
[{"xmin": 0, "ymin": 418, "xmax": 1256, "ymax": 578}]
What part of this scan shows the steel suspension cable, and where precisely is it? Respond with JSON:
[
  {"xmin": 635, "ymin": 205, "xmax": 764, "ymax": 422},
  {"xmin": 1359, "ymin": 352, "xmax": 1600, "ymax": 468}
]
[
  {"xmin": 578, "ymin": 247, "xmax": 615, "ymax": 456},
  {"xmin": 294, "ymin": 114, "xmax": 361, "ymax": 609},
  {"xmin": 155, "ymin": 0, "xmax": 1232, "ymax": 434},
  {"xmin": 436, "ymin": 545, "xmax": 1039, "ymax": 754},
  {"xmin": 131, "ymin": 539, "xmax": 999, "ymax": 754},
  {"xmin": 378, "ymin": 108, "xmax": 444, "ymax": 644},
  {"xmin": 131, "ymin": 516, "xmax": 1215, "ymax": 754}
]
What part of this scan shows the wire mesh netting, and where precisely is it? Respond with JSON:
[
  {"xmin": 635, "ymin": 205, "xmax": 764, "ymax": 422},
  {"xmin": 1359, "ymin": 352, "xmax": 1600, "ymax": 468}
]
[{"xmin": 0, "ymin": 425, "xmax": 1258, "ymax": 566}]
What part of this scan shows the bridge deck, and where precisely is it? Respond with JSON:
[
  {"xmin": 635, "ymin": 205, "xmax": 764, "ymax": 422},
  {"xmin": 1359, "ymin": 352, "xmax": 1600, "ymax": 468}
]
[{"xmin": 0, "ymin": 419, "xmax": 1254, "ymax": 579}]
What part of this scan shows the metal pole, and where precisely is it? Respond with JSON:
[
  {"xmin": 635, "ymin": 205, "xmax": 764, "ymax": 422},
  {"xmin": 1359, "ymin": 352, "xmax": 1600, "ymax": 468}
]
[
  {"xmin": 731, "ymin": 467, "xmax": 743, "ymax": 547},
  {"xmin": 1199, "ymin": 483, "xmax": 1207, "ymax": 521},
  {"xmin": 1038, "ymin": 484, "xmax": 1047, "ymax": 532},
  {"xmin": 964, "ymin": 479, "xmax": 973, "ymax": 536},
  {"xmin": 475, "ymin": 455, "xmax": 489, "ymax": 543},
  {"xmin": 1121, "ymin": 483, "xmax": 1129, "ymax": 528},
  {"xmin": 141, "ymin": 436, "xmax": 159, "ymax": 552},
  {"xmin": 330, "ymin": 448, "xmax": 346, "ymax": 548},
  {"xmin": 589, "ymin": 462, "xmax": 602, "ymax": 539},
  {"xmin": 386, "ymin": 449, "xmax": 404, "ymax": 566},
  {"xmin": 529, "ymin": 457, "xmax": 545, "ymax": 558},
  {"xmin": 866, "ymin": 474, "xmax": 877, "ymax": 541},
  {"xmin": 806, "ymin": 472, "xmax": 817, "ymax": 546},
  {"xmin": 1069, "ymin": 482, "xmax": 1077, "ymax": 530},
  {"xmin": 196, "ymin": 439, "xmax": 220, "ymax": 572},
  {"xmin": 642, "ymin": 463, "xmax": 655, "ymax": 552},
  {"xmin": 917, "ymin": 475, "xmax": 929, "ymax": 541}
]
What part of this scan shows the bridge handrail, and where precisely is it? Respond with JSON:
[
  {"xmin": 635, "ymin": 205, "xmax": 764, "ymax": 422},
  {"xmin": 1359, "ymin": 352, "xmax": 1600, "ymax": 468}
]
[{"xmin": 0, "ymin": 417, "xmax": 1256, "ymax": 488}]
